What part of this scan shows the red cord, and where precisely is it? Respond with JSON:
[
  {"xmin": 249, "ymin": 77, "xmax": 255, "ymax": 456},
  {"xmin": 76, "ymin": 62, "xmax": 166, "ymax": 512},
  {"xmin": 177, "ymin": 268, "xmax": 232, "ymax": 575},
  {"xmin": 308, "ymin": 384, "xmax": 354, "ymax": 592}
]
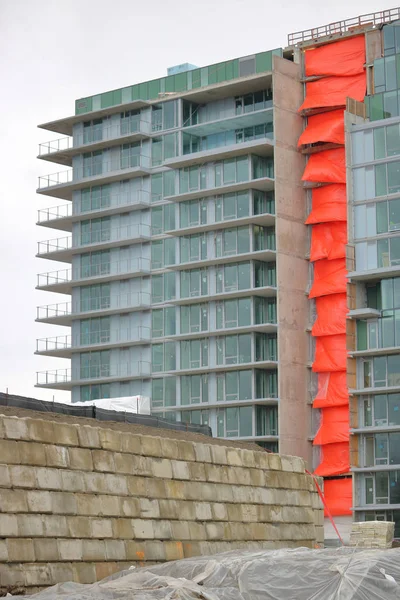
[{"xmin": 305, "ymin": 469, "xmax": 344, "ymax": 546}]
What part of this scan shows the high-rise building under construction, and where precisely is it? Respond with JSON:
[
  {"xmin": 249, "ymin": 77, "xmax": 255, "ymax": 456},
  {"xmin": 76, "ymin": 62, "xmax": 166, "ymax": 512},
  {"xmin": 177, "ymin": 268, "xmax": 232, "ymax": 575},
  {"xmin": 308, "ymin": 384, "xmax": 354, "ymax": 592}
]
[{"xmin": 36, "ymin": 7, "xmax": 400, "ymax": 541}]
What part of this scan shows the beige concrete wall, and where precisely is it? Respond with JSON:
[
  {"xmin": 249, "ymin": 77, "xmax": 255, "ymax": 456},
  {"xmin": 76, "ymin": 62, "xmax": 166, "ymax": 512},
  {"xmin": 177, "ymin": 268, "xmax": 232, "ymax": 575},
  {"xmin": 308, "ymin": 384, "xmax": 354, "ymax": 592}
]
[
  {"xmin": 0, "ymin": 411, "xmax": 323, "ymax": 592},
  {"xmin": 272, "ymin": 56, "xmax": 311, "ymax": 465}
]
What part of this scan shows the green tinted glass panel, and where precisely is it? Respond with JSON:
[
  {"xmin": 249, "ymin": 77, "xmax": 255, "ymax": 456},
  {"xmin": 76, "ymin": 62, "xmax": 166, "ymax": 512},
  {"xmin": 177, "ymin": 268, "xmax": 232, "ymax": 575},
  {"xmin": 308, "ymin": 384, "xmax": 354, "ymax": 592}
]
[
  {"xmin": 375, "ymin": 164, "xmax": 387, "ymax": 197},
  {"xmin": 191, "ymin": 69, "xmax": 201, "ymax": 89},
  {"xmin": 225, "ymin": 60, "xmax": 235, "ymax": 80},
  {"xmin": 357, "ymin": 321, "xmax": 368, "ymax": 351},
  {"xmin": 101, "ymin": 91, "xmax": 114, "ymax": 108},
  {"xmin": 148, "ymin": 79, "xmax": 161, "ymax": 99},
  {"xmin": 217, "ymin": 62, "xmax": 227, "ymax": 83},
  {"xmin": 369, "ymin": 94, "xmax": 385, "ymax": 121},
  {"xmin": 139, "ymin": 82, "xmax": 149, "ymax": 100},
  {"xmin": 208, "ymin": 63, "xmax": 218, "ymax": 85},
  {"xmin": 165, "ymin": 76, "xmax": 175, "ymax": 93},
  {"xmin": 256, "ymin": 51, "xmax": 272, "ymax": 73},
  {"xmin": 377, "ymin": 201, "xmax": 388, "ymax": 234},
  {"xmin": 75, "ymin": 97, "xmax": 93, "ymax": 115},
  {"xmin": 175, "ymin": 72, "xmax": 187, "ymax": 92},
  {"xmin": 374, "ymin": 127, "xmax": 386, "ymax": 160},
  {"xmin": 131, "ymin": 85, "xmax": 140, "ymax": 100}
]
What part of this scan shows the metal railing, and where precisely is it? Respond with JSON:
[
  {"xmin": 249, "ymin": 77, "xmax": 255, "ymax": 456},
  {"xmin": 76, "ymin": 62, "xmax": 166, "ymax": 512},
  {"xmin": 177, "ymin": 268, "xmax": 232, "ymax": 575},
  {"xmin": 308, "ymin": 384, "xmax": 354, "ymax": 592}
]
[
  {"xmin": 36, "ymin": 326, "xmax": 151, "ymax": 353},
  {"xmin": 37, "ymin": 257, "xmax": 151, "ymax": 288},
  {"xmin": 36, "ymin": 361, "xmax": 151, "ymax": 385},
  {"xmin": 36, "ymin": 292, "xmax": 152, "ymax": 321},
  {"xmin": 38, "ymin": 155, "xmax": 151, "ymax": 189},
  {"xmin": 37, "ymin": 302, "xmax": 72, "ymax": 320},
  {"xmin": 38, "ymin": 119, "xmax": 151, "ymax": 156},
  {"xmin": 37, "ymin": 190, "xmax": 151, "ymax": 224},
  {"xmin": 288, "ymin": 8, "xmax": 400, "ymax": 45},
  {"xmin": 37, "ymin": 224, "xmax": 151, "ymax": 255}
]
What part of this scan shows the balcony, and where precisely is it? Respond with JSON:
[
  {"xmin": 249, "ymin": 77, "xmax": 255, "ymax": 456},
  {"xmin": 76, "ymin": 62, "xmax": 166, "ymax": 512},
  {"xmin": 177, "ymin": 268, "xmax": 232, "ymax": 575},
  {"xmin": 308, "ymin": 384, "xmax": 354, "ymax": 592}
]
[
  {"xmin": 36, "ymin": 257, "xmax": 151, "ymax": 294},
  {"xmin": 37, "ymin": 190, "xmax": 151, "ymax": 232},
  {"xmin": 36, "ymin": 361, "xmax": 152, "ymax": 389},
  {"xmin": 38, "ymin": 119, "xmax": 152, "ymax": 166},
  {"xmin": 36, "ymin": 292, "xmax": 151, "ymax": 325},
  {"xmin": 37, "ymin": 224, "xmax": 151, "ymax": 262},
  {"xmin": 37, "ymin": 155, "xmax": 151, "ymax": 200},
  {"xmin": 182, "ymin": 106, "xmax": 273, "ymax": 136},
  {"xmin": 36, "ymin": 327, "xmax": 151, "ymax": 357},
  {"xmin": 164, "ymin": 136, "xmax": 274, "ymax": 170},
  {"xmin": 167, "ymin": 322, "xmax": 277, "ymax": 342}
]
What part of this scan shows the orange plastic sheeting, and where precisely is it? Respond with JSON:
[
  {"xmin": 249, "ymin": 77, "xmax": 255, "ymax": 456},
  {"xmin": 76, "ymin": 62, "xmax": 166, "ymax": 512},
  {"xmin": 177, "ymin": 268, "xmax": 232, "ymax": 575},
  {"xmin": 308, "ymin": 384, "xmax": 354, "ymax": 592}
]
[
  {"xmin": 299, "ymin": 72, "xmax": 366, "ymax": 112},
  {"xmin": 302, "ymin": 148, "xmax": 346, "ymax": 184},
  {"xmin": 309, "ymin": 258, "xmax": 347, "ymax": 299},
  {"xmin": 314, "ymin": 371, "xmax": 349, "ymax": 408},
  {"xmin": 312, "ymin": 294, "xmax": 348, "ymax": 337},
  {"xmin": 323, "ymin": 478, "xmax": 352, "ymax": 516},
  {"xmin": 314, "ymin": 442, "xmax": 350, "ymax": 477},
  {"xmin": 305, "ymin": 36, "xmax": 365, "ymax": 77},
  {"xmin": 313, "ymin": 334, "xmax": 347, "ymax": 373},
  {"xmin": 306, "ymin": 184, "xmax": 347, "ymax": 225},
  {"xmin": 310, "ymin": 221, "xmax": 348, "ymax": 262},
  {"xmin": 313, "ymin": 405, "xmax": 350, "ymax": 445},
  {"xmin": 298, "ymin": 110, "xmax": 345, "ymax": 147}
]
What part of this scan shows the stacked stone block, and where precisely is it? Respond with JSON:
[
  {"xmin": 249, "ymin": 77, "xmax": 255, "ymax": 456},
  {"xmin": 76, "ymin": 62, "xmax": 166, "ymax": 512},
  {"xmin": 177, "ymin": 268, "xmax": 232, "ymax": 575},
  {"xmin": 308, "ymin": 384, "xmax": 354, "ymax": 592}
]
[
  {"xmin": 0, "ymin": 412, "xmax": 323, "ymax": 592},
  {"xmin": 349, "ymin": 521, "xmax": 394, "ymax": 549}
]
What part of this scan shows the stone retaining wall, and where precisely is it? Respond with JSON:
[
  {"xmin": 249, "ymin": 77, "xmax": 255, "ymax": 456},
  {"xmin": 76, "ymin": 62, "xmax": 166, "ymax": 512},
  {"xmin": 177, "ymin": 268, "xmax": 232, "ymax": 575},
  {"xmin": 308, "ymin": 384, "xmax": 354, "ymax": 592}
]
[{"xmin": 0, "ymin": 411, "xmax": 324, "ymax": 592}]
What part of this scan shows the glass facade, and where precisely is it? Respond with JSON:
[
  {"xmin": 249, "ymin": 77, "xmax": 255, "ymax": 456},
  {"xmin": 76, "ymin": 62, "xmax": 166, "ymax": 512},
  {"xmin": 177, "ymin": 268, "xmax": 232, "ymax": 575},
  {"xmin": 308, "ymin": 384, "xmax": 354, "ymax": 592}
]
[
  {"xmin": 351, "ymin": 25, "xmax": 400, "ymax": 532},
  {"xmin": 37, "ymin": 45, "xmax": 283, "ymax": 449}
]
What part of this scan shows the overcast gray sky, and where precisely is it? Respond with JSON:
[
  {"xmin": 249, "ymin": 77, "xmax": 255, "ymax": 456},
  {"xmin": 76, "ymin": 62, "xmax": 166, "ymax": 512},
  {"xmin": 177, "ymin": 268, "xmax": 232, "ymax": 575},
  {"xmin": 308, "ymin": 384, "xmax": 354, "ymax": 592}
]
[{"xmin": 0, "ymin": 0, "xmax": 393, "ymax": 402}]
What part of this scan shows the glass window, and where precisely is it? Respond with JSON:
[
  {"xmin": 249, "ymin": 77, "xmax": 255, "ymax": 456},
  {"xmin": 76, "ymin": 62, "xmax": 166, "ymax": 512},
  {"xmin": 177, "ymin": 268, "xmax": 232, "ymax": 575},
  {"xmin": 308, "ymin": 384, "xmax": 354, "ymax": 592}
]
[
  {"xmin": 388, "ymin": 393, "xmax": 400, "ymax": 425},
  {"xmin": 180, "ymin": 339, "xmax": 208, "ymax": 369},
  {"xmin": 256, "ymin": 406, "xmax": 278, "ymax": 436},
  {"xmin": 180, "ymin": 304, "xmax": 208, "ymax": 334},
  {"xmin": 388, "ymin": 161, "xmax": 400, "ymax": 194},
  {"xmin": 374, "ymin": 127, "xmax": 386, "ymax": 159},
  {"xmin": 390, "ymin": 471, "xmax": 400, "ymax": 504},
  {"xmin": 181, "ymin": 374, "xmax": 208, "ymax": 405}
]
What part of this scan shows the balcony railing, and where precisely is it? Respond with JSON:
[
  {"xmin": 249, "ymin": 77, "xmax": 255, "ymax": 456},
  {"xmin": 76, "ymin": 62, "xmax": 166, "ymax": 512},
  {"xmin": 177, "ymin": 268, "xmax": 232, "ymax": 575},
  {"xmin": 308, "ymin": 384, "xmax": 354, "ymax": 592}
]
[
  {"xmin": 36, "ymin": 361, "xmax": 151, "ymax": 385},
  {"xmin": 38, "ymin": 155, "xmax": 151, "ymax": 190},
  {"xmin": 36, "ymin": 327, "xmax": 151, "ymax": 353},
  {"xmin": 37, "ymin": 190, "xmax": 151, "ymax": 225},
  {"xmin": 37, "ymin": 257, "xmax": 151, "ymax": 288},
  {"xmin": 36, "ymin": 292, "xmax": 151, "ymax": 321},
  {"xmin": 38, "ymin": 119, "xmax": 151, "ymax": 156},
  {"xmin": 37, "ymin": 224, "xmax": 151, "ymax": 255},
  {"xmin": 37, "ymin": 302, "xmax": 71, "ymax": 320}
]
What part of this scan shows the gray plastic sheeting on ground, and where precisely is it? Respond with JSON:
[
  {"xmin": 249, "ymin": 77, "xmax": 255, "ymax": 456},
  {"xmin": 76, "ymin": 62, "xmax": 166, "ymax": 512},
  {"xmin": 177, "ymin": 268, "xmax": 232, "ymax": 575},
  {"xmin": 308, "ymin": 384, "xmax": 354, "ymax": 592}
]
[{"xmin": 15, "ymin": 547, "xmax": 400, "ymax": 600}]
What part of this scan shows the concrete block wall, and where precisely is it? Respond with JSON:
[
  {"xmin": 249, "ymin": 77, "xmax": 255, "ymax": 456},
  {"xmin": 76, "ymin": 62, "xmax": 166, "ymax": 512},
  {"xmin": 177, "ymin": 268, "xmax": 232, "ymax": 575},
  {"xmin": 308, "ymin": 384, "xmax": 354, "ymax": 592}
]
[{"xmin": 0, "ymin": 411, "xmax": 324, "ymax": 593}]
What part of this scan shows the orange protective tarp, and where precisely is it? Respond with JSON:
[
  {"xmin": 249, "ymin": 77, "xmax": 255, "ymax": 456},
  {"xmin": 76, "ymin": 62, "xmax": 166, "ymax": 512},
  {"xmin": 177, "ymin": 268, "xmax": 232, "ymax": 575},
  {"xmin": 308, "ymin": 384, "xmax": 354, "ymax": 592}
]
[
  {"xmin": 299, "ymin": 72, "xmax": 366, "ymax": 112},
  {"xmin": 314, "ymin": 371, "xmax": 349, "ymax": 408},
  {"xmin": 302, "ymin": 148, "xmax": 346, "ymax": 184},
  {"xmin": 312, "ymin": 294, "xmax": 348, "ymax": 337},
  {"xmin": 314, "ymin": 442, "xmax": 350, "ymax": 477},
  {"xmin": 313, "ymin": 405, "xmax": 350, "ymax": 445},
  {"xmin": 305, "ymin": 36, "xmax": 365, "ymax": 77},
  {"xmin": 323, "ymin": 478, "xmax": 352, "ymax": 516},
  {"xmin": 313, "ymin": 334, "xmax": 347, "ymax": 372},
  {"xmin": 298, "ymin": 110, "xmax": 345, "ymax": 147},
  {"xmin": 310, "ymin": 221, "xmax": 347, "ymax": 262},
  {"xmin": 309, "ymin": 258, "xmax": 347, "ymax": 299},
  {"xmin": 306, "ymin": 184, "xmax": 347, "ymax": 225}
]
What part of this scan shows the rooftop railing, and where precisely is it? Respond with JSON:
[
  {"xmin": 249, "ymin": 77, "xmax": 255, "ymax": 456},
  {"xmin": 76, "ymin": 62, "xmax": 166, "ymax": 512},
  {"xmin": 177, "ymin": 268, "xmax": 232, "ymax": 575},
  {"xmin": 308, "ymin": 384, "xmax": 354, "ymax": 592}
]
[{"xmin": 288, "ymin": 8, "xmax": 400, "ymax": 45}]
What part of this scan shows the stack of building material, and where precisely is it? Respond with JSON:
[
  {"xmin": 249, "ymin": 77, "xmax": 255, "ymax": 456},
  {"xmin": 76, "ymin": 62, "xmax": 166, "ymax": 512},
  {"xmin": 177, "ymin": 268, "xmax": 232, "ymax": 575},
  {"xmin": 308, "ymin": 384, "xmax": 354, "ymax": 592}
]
[{"xmin": 349, "ymin": 521, "xmax": 395, "ymax": 549}]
